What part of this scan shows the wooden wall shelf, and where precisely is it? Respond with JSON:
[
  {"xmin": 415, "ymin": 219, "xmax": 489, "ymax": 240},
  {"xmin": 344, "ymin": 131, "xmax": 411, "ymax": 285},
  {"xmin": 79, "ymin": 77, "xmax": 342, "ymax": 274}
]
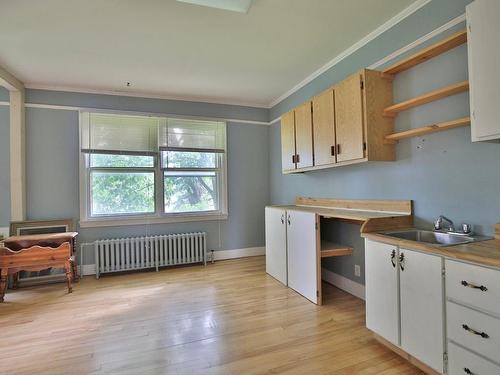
[
  {"xmin": 320, "ymin": 241, "xmax": 353, "ymax": 258},
  {"xmin": 383, "ymin": 29, "xmax": 467, "ymax": 75},
  {"xmin": 385, "ymin": 117, "xmax": 471, "ymax": 142},
  {"xmin": 383, "ymin": 81, "xmax": 469, "ymax": 117}
]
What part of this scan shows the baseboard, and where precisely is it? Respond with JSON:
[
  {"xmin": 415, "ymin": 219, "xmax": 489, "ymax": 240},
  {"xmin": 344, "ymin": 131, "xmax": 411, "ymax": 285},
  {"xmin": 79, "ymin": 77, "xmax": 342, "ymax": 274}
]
[
  {"xmin": 321, "ymin": 267, "xmax": 365, "ymax": 300},
  {"xmin": 212, "ymin": 246, "xmax": 265, "ymax": 261},
  {"xmin": 78, "ymin": 247, "xmax": 265, "ymax": 276}
]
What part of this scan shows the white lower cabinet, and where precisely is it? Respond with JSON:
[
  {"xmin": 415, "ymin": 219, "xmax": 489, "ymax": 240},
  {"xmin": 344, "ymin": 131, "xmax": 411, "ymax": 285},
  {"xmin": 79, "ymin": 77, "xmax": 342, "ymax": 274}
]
[
  {"xmin": 286, "ymin": 210, "xmax": 319, "ymax": 304},
  {"xmin": 365, "ymin": 239, "xmax": 399, "ymax": 345},
  {"xmin": 448, "ymin": 341, "xmax": 500, "ymax": 375},
  {"xmin": 365, "ymin": 240, "xmax": 444, "ymax": 373},
  {"xmin": 446, "ymin": 259, "xmax": 500, "ymax": 373},
  {"xmin": 265, "ymin": 207, "xmax": 287, "ymax": 285},
  {"xmin": 265, "ymin": 208, "xmax": 320, "ymax": 304},
  {"xmin": 399, "ymin": 248, "xmax": 444, "ymax": 373}
]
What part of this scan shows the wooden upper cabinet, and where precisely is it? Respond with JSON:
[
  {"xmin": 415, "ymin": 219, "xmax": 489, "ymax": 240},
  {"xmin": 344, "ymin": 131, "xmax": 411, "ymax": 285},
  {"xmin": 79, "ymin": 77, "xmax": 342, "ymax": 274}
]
[
  {"xmin": 334, "ymin": 72, "xmax": 365, "ymax": 163},
  {"xmin": 466, "ymin": 0, "xmax": 500, "ymax": 142},
  {"xmin": 280, "ymin": 69, "xmax": 394, "ymax": 174},
  {"xmin": 281, "ymin": 110, "xmax": 296, "ymax": 171},
  {"xmin": 312, "ymin": 89, "xmax": 336, "ymax": 166},
  {"xmin": 294, "ymin": 101, "xmax": 314, "ymax": 168}
]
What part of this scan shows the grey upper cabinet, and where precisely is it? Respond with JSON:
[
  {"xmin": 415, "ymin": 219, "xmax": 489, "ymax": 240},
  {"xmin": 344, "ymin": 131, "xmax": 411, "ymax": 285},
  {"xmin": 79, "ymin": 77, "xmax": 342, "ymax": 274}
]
[{"xmin": 467, "ymin": 0, "xmax": 500, "ymax": 142}]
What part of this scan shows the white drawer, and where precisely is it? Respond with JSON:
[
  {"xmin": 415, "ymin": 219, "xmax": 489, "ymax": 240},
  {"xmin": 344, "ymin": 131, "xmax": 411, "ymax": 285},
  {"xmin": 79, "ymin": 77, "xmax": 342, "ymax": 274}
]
[
  {"xmin": 447, "ymin": 302, "xmax": 500, "ymax": 363},
  {"xmin": 448, "ymin": 342, "xmax": 500, "ymax": 375},
  {"xmin": 446, "ymin": 259, "xmax": 500, "ymax": 316}
]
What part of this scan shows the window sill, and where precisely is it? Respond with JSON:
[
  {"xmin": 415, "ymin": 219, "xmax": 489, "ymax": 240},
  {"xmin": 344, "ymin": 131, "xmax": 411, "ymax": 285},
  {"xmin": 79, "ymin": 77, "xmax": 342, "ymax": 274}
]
[{"xmin": 79, "ymin": 213, "xmax": 228, "ymax": 228}]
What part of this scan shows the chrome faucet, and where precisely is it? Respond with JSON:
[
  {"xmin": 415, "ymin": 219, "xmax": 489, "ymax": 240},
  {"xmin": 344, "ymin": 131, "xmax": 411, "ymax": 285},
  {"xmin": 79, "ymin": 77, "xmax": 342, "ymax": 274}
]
[
  {"xmin": 434, "ymin": 215, "xmax": 472, "ymax": 235},
  {"xmin": 434, "ymin": 215, "xmax": 455, "ymax": 232}
]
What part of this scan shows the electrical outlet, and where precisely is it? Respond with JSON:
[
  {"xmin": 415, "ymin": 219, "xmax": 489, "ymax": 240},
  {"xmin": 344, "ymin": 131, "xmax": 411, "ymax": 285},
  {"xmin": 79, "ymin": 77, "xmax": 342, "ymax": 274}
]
[{"xmin": 354, "ymin": 264, "xmax": 361, "ymax": 277}]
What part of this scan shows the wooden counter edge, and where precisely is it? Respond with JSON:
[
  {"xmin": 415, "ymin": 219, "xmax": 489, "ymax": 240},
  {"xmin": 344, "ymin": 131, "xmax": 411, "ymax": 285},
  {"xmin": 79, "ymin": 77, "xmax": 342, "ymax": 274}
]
[{"xmin": 362, "ymin": 232, "xmax": 500, "ymax": 269}]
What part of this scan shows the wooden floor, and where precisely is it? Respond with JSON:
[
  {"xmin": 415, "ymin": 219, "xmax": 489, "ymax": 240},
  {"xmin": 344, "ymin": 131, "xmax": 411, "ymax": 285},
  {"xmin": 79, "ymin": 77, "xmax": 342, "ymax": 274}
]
[{"xmin": 0, "ymin": 256, "xmax": 424, "ymax": 375}]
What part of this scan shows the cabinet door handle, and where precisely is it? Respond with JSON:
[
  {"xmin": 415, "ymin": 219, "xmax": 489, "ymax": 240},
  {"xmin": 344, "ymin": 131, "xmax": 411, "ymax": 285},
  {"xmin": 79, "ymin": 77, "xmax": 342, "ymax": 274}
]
[
  {"xmin": 331, "ymin": 145, "xmax": 336, "ymax": 156},
  {"xmin": 292, "ymin": 155, "xmax": 296, "ymax": 164},
  {"xmin": 390, "ymin": 249, "xmax": 396, "ymax": 268},
  {"xmin": 336, "ymin": 144, "xmax": 341, "ymax": 155},
  {"xmin": 461, "ymin": 280, "xmax": 488, "ymax": 292},
  {"xmin": 462, "ymin": 324, "xmax": 489, "ymax": 339},
  {"xmin": 463, "ymin": 368, "xmax": 474, "ymax": 375},
  {"xmin": 296, "ymin": 154, "xmax": 300, "ymax": 163},
  {"xmin": 280, "ymin": 214, "xmax": 284, "ymax": 224},
  {"xmin": 287, "ymin": 215, "xmax": 291, "ymax": 226},
  {"xmin": 399, "ymin": 253, "xmax": 405, "ymax": 271}
]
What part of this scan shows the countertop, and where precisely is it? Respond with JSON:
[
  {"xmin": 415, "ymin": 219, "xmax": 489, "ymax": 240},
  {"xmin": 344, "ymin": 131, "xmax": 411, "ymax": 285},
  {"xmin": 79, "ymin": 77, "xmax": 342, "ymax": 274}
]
[
  {"xmin": 271, "ymin": 204, "xmax": 410, "ymax": 221},
  {"xmin": 363, "ymin": 231, "xmax": 500, "ymax": 269}
]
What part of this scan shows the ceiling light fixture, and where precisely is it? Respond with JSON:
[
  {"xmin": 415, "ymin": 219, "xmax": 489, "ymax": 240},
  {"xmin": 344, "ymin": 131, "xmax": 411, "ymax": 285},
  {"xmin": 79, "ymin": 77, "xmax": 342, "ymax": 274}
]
[{"xmin": 176, "ymin": 0, "xmax": 253, "ymax": 13}]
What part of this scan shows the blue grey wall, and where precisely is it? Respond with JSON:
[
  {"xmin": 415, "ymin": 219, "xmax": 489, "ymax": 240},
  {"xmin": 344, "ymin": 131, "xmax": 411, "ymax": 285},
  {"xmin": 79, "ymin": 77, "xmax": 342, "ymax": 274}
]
[
  {"xmin": 10, "ymin": 90, "xmax": 268, "ymax": 265},
  {"xmin": 0, "ymin": 87, "xmax": 10, "ymax": 226},
  {"xmin": 269, "ymin": 0, "xmax": 500, "ymax": 284}
]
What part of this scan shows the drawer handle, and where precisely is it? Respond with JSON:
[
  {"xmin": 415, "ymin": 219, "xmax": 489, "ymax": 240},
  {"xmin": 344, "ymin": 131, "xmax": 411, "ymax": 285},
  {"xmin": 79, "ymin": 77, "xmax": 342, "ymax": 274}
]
[
  {"xmin": 463, "ymin": 368, "xmax": 474, "ymax": 375},
  {"xmin": 461, "ymin": 280, "xmax": 487, "ymax": 292},
  {"xmin": 462, "ymin": 324, "xmax": 489, "ymax": 339}
]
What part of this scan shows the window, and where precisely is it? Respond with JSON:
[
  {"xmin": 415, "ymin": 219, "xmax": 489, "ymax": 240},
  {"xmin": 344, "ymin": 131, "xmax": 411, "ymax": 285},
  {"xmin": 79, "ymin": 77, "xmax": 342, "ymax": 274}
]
[{"xmin": 79, "ymin": 112, "xmax": 227, "ymax": 226}]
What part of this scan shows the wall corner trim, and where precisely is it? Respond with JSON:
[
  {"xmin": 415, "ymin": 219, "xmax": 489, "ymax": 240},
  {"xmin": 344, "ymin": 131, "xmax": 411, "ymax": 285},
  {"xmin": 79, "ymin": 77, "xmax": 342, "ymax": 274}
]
[{"xmin": 321, "ymin": 267, "xmax": 365, "ymax": 300}]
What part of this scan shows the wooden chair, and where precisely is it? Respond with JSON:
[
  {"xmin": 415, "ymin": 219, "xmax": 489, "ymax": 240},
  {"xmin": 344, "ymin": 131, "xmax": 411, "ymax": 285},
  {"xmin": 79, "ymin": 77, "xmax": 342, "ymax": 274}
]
[{"xmin": 0, "ymin": 242, "xmax": 73, "ymax": 302}]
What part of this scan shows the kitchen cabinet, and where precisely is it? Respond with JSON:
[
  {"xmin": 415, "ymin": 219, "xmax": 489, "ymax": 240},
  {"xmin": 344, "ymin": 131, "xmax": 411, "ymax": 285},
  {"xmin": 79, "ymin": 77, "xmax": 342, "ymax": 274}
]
[
  {"xmin": 280, "ymin": 102, "xmax": 314, "ymax": 171},
  {"xmin": 312, "ymin": 89, "xmax": 336, "ymax": 166},
  {"xmin": 280, "ymin": 110, "xmax": 296, "ymax": 172},
  {"xmin": 265, "ymin": 201, "xmax": 362, "ymax": 306},
  {"xmin": 281, "ymin": 69, "xmax": 394, "ymax": 173},
  {"xmin": 446, "ymin": 259, "xmax": 500, "ymax": 373},
  {"xmin": 399, "ymin": 248, "xmax": 444, "ymax": 373},
  {"xmin": 334, "ymin": 72, "xmax": 365, "ymax": 163},
  {"xmin": 294, "ymin": 101, "xmax": 314, "ymax": 169},
  {"xmin": 466, "ymin": 0, "xmax": 500, "ymax": 142},
  {"xmin": 286, "ymin": 210, "xmax": 320, "ymax": 304},
  {"xmin": 365, "ymin": 240, "xmax": 399, "ymax": 346},
  {"xmin": 265, "ymin": 207, "xmax": 287, "ymax": 285},
  {"xmin": 365, "ymin": 240, "xmax": 444, "ymax": 373}
]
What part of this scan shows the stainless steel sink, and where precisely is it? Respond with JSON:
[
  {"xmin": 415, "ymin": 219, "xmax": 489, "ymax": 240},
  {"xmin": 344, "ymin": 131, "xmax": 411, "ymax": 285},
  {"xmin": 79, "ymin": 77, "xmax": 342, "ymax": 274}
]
[{"xmin": 382, "ymin": 229, "xmax": 488, "ymax": 246}]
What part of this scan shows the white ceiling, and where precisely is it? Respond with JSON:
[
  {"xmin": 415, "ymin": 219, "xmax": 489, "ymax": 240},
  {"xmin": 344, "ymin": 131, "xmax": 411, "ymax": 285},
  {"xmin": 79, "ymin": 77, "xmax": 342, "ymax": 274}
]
[{"xmin": 0, "ymin": 0, "xmax": 419, "ymax": 107}]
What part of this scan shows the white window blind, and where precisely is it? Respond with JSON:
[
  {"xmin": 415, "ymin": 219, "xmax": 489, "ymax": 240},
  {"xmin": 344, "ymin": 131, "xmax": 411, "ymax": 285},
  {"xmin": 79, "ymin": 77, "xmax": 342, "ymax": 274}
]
[
  {"xmin": 159, "ymin": 118, "xmax": 226, "ymax": 152},
  {"xmin": 81, "ymin": 112, "xmax": 159, "ymax": 154}
]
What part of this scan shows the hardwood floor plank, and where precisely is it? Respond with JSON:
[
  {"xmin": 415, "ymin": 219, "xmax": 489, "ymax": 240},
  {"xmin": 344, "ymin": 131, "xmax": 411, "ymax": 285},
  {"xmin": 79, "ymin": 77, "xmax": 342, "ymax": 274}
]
[{"xmin": 0, "ymin": 256, "xmax": 423, "ymax": 374}]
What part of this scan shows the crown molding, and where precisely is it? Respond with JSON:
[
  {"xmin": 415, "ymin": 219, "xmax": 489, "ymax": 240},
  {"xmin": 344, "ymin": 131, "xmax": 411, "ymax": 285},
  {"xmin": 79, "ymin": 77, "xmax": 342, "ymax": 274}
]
[
  {"xmin": 368, "ymin": 13, "xmax": 466, "ymax": 70},
  {"xmin": 0, "ymin": 100, "xmax": 269, "ymax": 125},
  {"xmin": 268, "ymin": 12, "xmax": 466, "ymax": 125},
  {"xmin": 267, "ymin": 0, "xmax": 432, "ymax": 108},
  {"xmin": 23, "ymin": 83, "xmax": 270, "ymax": 109}
]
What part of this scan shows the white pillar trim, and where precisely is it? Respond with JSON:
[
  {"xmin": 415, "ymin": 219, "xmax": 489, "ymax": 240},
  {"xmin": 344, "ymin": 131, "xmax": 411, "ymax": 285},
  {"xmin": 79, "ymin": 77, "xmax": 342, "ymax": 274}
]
[
  {"xmin": 0, "ymin": 66, "xmax": 23, "ymax": 92},
  {"xmin": 1, "ymin": 65, "xmax": 26, "ymax": 221}
]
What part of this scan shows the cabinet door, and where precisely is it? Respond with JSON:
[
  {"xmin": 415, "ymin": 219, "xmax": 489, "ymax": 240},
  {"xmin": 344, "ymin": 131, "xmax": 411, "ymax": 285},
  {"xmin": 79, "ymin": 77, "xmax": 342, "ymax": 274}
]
[
  {"xmin": 399, "ymin": 248, "xmax": 444, "ymax": 373},
  {"xmin": 281, "ymin": 110, "xmax": 296, "ymax": 171},
  {"xmin": 365, "ymin": 240, "xmax": 399, "ymax": 345},
  {"xmin": 265, "ymin": 207, "xmax": 287, "ymax": 285},
  {"xmin": 287, "ymin": 210, "xmax": 319, "ymax": 304},
  {"xmin": 334, "ymin": 73, "xmax": 365, "ymax": 162},
  {"xmin": 467, "ymin": 0, "xmax": 500, "ymax": 142},
  {"xmin": 312, "ymin": 89, "xmax": 336, "ymax": 166},
  {"xmin": 294, "ymin": 101, "xmax": 314, "ymax": 168}
]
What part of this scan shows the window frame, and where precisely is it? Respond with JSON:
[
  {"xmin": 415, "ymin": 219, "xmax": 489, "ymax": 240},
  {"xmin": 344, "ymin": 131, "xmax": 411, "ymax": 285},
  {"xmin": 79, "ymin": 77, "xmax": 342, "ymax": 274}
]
[{"xmin": 79, "ymin": 112, "xmax": 228, "ymax": 228}]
